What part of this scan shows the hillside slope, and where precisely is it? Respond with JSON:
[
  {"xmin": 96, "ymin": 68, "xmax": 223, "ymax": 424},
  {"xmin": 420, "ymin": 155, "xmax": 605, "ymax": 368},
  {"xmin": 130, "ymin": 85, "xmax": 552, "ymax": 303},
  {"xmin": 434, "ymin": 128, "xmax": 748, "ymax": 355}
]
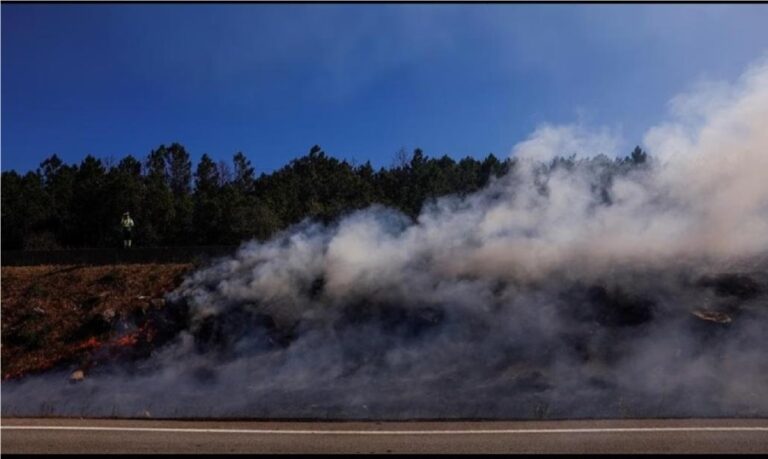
[{"xmin": 1, "ymin": 264, "xmax": 192, "ymax": 380}]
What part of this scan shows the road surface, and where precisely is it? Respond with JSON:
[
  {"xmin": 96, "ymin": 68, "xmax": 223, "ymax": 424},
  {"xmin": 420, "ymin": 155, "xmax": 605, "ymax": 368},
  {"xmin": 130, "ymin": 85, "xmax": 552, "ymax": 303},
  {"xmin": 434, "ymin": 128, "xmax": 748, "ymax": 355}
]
[{"xmin": 2, "ymin": 418, "xmax": 767, "ymax": 453}]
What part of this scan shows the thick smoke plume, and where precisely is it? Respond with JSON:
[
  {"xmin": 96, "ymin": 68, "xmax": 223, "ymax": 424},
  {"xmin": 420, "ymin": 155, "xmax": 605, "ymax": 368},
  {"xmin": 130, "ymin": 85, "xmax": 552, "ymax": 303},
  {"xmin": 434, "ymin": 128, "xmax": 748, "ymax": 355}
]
[{"xmin": 3, "ymin": 59, "xmax": 768, "ymax": 419}]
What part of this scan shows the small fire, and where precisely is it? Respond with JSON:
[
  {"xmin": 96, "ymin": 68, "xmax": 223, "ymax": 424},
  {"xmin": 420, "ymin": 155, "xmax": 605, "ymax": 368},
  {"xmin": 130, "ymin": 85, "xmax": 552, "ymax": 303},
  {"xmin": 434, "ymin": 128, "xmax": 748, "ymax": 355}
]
[
  {"xmin": 75, "ymin": 337, "xmax": 102, "ymax": 351},
  {"xmin": 114, "ymin": 333, "xmax": 138, "ymax": 347},
  {"xmin": 111, "ymin": 321, "xmax": 155, "ymax": 348},
  {"xmin": 3, "ymin": 321, "xmax": 158, "ymax": 381}
]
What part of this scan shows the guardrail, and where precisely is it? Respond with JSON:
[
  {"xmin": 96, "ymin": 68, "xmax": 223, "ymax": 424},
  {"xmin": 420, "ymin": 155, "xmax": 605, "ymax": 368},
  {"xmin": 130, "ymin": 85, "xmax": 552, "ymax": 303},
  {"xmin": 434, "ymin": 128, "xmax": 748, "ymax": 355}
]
[{"xmin": 1, "ymin": 246, "xmax": 240, "ymax": 266}]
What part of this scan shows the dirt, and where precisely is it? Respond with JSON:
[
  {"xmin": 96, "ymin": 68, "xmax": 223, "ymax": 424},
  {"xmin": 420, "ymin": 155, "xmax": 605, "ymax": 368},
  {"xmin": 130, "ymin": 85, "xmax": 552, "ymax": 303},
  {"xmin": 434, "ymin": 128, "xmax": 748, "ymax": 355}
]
[{"xmin": 1, "ymin": 264, "xmax": 193, "ymax": 380}]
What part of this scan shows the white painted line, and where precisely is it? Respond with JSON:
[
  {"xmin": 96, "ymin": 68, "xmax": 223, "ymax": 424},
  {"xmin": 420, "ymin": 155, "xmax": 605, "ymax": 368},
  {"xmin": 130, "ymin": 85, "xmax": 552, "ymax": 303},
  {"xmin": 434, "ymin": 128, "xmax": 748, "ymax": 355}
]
[{"xmin": 2, "ymin": 426, "xmax": 768, "ymax": 435}]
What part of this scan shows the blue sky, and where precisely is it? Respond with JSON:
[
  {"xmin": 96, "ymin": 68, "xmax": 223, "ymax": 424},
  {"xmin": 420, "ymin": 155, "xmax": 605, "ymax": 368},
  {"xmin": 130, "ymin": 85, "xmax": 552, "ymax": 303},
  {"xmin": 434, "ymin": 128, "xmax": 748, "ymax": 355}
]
[{"xmin": 3, "ymin": 3, "xmax": 768, "ymax": 173}]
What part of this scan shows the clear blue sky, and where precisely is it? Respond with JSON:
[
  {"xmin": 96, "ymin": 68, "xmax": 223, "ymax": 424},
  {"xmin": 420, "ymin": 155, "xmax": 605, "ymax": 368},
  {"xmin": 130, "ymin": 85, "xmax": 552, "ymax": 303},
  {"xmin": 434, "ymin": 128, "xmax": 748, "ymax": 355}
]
[{"xmin": 3, "ymin": 3, "xmax": 768, "ymax": 173}]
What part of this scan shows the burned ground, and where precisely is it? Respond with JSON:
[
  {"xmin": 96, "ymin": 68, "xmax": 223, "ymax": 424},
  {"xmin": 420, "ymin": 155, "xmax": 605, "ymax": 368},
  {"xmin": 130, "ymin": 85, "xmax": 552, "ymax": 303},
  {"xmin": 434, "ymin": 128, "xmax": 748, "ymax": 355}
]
[{"xmin": 1, "ymin": 264, "xmax": 192, "ymax": 381}]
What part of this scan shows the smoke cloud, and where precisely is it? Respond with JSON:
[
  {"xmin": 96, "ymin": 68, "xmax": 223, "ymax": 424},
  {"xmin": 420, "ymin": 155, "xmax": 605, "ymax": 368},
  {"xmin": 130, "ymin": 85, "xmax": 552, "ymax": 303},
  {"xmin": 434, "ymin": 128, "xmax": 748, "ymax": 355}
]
[{"xmin": 3, "ymin": 58, "xmax": 768, "ymax": 419}]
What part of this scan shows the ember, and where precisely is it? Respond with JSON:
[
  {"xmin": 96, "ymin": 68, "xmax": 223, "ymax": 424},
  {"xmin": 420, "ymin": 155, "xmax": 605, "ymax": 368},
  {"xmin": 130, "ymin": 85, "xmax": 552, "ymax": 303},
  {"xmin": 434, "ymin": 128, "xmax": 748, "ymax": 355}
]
[
  {"xmin": 75, "ymin": 337, "xmax": 101, "ymax": 351},
  {"xmin": 114, "ymin": 333, "xmax": 138, "ymax": 347}
]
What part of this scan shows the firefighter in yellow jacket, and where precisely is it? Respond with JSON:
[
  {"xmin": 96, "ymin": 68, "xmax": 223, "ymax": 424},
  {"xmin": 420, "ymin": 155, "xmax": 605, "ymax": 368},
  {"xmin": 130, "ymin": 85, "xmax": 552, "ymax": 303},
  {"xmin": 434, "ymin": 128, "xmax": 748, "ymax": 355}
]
[{"xmin": 121, "ymin": 212, "xmax": 135, "ymax": 248}]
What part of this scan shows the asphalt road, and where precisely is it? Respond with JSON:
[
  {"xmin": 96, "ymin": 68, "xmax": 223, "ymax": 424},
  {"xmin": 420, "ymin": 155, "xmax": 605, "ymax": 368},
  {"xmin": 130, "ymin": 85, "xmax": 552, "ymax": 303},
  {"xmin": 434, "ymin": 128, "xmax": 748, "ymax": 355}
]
[{"xmin": 2, "ymin": 418, "xmax": 767, "ymax": 454}]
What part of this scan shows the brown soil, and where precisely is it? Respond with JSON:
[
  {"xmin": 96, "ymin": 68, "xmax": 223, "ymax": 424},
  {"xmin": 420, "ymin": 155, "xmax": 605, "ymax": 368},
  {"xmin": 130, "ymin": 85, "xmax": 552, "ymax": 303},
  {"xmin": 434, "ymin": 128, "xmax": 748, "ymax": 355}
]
[{"xmin": 1, "ymin": 264, "xmax": 193, "ymax": 380}]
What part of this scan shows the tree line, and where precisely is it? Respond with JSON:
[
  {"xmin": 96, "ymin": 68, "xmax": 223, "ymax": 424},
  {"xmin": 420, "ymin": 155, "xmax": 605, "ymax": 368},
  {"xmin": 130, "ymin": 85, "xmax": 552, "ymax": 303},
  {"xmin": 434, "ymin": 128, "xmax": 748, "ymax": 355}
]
[{"xmin": 1, "ymin": 143, "xmax": 648, "ymax": 250}]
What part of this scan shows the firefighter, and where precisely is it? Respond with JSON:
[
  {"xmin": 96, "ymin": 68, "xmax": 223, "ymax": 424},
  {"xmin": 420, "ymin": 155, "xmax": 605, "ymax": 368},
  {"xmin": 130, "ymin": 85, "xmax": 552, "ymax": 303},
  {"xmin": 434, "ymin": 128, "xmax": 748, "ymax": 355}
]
[{"xmin": 121, "ymin": 211, "xmax": 135, "ymax": 248}]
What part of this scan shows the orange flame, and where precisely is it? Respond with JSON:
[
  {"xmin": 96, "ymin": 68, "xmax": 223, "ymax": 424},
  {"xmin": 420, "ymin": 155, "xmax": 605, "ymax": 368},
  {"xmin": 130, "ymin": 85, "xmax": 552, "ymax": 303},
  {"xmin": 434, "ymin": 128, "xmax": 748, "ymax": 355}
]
[
  {"xmin": 75, "ymin": 336, "xmax": 102, "ymax": 351},
  {"xmin": 114, "ymin": 333, "xmax": 138, "ymax": 347}
]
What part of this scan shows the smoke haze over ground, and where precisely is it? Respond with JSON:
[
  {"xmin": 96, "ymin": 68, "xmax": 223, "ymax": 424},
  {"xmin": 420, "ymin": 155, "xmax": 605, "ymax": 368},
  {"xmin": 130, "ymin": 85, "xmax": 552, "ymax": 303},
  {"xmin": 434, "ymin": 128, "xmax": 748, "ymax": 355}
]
[{"xmin": 3, "ymin": 58, "xmax": 768, "ymax": 419}]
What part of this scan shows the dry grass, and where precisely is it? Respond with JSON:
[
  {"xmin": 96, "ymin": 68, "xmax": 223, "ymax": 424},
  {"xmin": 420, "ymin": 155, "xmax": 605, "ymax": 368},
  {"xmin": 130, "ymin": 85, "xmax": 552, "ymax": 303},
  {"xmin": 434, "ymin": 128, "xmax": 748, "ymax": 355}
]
[{"xmin": 1, "ymin": 263, "xmax": 192, "ymax": 380}]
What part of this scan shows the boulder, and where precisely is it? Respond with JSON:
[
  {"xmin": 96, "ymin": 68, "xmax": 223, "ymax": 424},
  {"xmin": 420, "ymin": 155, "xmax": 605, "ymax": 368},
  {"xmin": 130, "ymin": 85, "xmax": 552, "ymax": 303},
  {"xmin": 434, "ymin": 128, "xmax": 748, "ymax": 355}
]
[{"xmin": 69, "ymin": 369, "xmax": 85, "ymax": 383}]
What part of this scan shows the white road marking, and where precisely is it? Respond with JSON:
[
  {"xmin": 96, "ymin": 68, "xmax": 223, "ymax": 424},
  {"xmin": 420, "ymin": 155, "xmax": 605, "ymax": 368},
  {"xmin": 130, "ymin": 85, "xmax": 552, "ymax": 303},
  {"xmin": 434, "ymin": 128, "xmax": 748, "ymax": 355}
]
[{"xmin": 2, "ymin": 426, "xmax": 768, "ymax": 435}]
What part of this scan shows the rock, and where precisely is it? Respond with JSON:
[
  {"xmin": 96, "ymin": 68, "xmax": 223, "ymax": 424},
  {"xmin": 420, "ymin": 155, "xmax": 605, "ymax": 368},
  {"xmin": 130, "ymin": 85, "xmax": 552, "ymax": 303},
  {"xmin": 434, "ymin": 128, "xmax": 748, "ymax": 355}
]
[
  {"xmin": 101, "ymin": 308, "xmax": 117, "ymax": 321},
  {"xmin": 691, "ymin": 309, "xmax": 732, "ymax": 324},
  {"xmin": 69, "ymin": 370, "xmax": 85, "ymax": 382}
]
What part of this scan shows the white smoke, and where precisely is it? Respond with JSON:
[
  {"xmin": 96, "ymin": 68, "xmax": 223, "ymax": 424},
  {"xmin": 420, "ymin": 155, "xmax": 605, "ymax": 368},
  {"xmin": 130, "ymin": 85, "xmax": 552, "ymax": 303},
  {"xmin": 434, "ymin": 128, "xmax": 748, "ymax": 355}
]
[
  {"xmin": 511, "ymin": 123, "xmax": 622, "ymax": 163},
  {"xmin": 3, "ymin": 57, "xmax": 768, "ymax": 419},
  {"xmin": 645, "ymin": 57, "xmax": 768, "ymax": 258}
]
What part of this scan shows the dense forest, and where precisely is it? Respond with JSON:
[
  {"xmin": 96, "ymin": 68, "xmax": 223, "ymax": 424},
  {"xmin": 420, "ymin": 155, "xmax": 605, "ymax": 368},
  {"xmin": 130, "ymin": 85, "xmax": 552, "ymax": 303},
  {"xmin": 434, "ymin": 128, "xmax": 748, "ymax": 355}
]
[{"xmin": 1, "ymin": 144, "xmax": 648, "ymax": 250}]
